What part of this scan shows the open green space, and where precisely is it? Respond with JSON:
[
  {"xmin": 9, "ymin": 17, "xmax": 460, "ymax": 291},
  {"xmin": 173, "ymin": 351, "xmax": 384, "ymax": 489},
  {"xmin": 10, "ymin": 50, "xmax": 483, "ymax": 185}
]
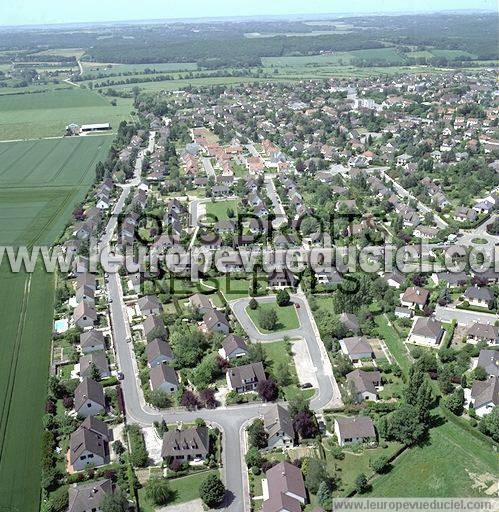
[
  {"xmin": 138, "ymin": 469, "xmax": 219, "ymax": 511},
  {"xmin": 246, "ymin": 302, "xmax": 300, "ymax": 333},
  {"xmin": 205, "ymin": 199, "xmax": 239, "ymax": 221},
  {"xmin": 0, "ymin": 264, "xmax": 55, "ymax": 512},
  {"xmin": 367, "ymin": 417, "xmax": 498, "ymax": 497},
  {"xmin": 0, "ymin": 88, "xmax": 132, "ymax": 140},
  {"xmin": 375, "ymin": 315, "xmax": 412, "ymax": 377},
  {"xmin": 0, "ymin": 136, "xmax": 112, "ymax": 246}
]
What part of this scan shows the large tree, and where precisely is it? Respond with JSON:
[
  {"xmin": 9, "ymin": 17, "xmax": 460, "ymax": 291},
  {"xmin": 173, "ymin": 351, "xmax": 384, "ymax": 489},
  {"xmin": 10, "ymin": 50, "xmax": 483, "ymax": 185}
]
[
  {"xmin": 387, "ymin": 404, "xmax": 426, "ymax": 446},
  {"xmin": 145, "ymin": 477, "xmax": 172, "ymax": 506},
  {"xmin": 199, "ymin": 474, "xmax": 226, "ymax": 508}
]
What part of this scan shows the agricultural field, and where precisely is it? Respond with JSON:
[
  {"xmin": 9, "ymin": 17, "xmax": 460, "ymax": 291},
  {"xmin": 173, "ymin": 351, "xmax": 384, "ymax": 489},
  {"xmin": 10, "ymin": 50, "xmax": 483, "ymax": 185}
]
[
  {"xmin": 0, "ymin": 136, "xmax": 112, "ymax": 246},
  {"xmin": 0, "ymin": 135, "xmax": 113, "ymax": 512},
  {"xmin": 0, "ymin": 88, "xmax": 133, "ymax": 140},
  {"xmin": 81, "ymin": 60, "xmax": 199, "ymax": 77},
  {"xmin": 367, "ymin": 417, "xmax": 498, "ymax": 497}
]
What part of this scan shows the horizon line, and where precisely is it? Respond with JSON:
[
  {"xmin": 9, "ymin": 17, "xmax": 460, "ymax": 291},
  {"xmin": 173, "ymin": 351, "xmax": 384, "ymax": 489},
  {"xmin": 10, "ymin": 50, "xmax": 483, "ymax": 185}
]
[{"xmin": 0, "ymin": 7, "xmax": 495, "ymax": 30}]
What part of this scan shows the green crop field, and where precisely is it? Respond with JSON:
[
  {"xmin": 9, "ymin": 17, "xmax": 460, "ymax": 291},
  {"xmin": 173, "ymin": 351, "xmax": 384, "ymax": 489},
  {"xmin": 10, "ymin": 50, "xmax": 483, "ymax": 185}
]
[
  {"xmin": 0, "ymin": 135, "xmax": 113, "ymax": 512},
  {"xmin": 368, "ymin": 417, "xmax": 497, "ymax": 497},
  {"xmin": 0, "ymin": 136, "xmax": 112, "ymax": 246},
  {"xmin": 0, "ymin": 88, "xmax": 133, "ymax": 140}
]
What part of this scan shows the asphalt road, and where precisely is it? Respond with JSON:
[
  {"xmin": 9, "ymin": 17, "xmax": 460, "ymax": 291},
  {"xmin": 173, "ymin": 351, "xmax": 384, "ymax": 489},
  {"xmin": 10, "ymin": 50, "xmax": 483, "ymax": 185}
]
[{"xmin": 434, "ymin": 304, "xmax": 499, "ymax": 327}]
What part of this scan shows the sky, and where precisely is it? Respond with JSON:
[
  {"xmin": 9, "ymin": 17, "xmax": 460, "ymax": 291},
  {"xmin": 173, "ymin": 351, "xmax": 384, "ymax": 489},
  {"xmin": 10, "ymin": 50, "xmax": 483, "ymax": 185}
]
[{"xmin": 2, "ymin": 0, "xmax": 496, "ymax": 26}]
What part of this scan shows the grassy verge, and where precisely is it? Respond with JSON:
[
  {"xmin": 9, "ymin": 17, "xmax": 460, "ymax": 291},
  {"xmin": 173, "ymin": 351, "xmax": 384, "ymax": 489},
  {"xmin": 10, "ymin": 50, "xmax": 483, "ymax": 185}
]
[
  {"xmin": 375, "ymin": 316, "xmax": 412, "ymax": 377},
  {"xmin": 246, "ymin": 303, "xmax": 300, "ymax": 333}
]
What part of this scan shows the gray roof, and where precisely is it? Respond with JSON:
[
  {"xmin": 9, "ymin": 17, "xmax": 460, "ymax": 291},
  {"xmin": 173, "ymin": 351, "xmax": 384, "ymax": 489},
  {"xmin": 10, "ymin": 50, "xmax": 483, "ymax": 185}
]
[
  {"xmin": 477, "ymin": 350, "xmax": 499, "ymax": 377},
  {"xmin": 149, "ymin": 364, "xmax": 179, "ymax": 390},
  {"xmin": 74, "ymin": 378, "xmax": 105, "ymax": 412},
  {"xmin": 340, "ymin": 336, "xmax": 373, "ymax": 359},
  {"xmin": 70, "ymin": 425, "xmax": 107, "ymax": 464},
  {"xmin": 465, "ymin": 286, "xmax": 494, "ymax": 302},
  {"xmin": 346, "ymin": 369, "xmax": 381, "ymax": 395},
  {"xmin": 468, "ymin": 323, "xmax": 499, "ymax": 342},
  {"xmin": 412, "ymin": 317, "xmax": 443, "ymax": 339},
  {"xmin": 79, "ymin": 351, "xmax": 109, "ymax": 378},
  {"xmin": 138, "ymin": 295, "xmax": 162, "ymax": 312},
  {"xmin": 227, "ymin": 362, "xmax": 266, "ymax": 389},
  {"xmin": 68, "ymin": 479, "xmax": 112, "ymax": 512},
  {"xmin": 143, "ymin": 315, "xmax": 167, "ymax": 338},
  {"xmin": 339, "ymin": 312, "xmax": 360, "ymax": 333},
  {"xmin": 222, "ymin": 334, "xmax": 248, "ymax": 356},
  {"xmin": 263, "ymin": 461, "xmax": 306, "ymax": 512},
  {"xmin": 161, "ymin": 426, "xmax": 210, "ymax": 458},
  {"xmin": 335, "ymin": 415, "xmax": 376, "ymax": 441},
  {"xmin": 80, "ymin": 415, "xmax": 111, "ymax": 440},
  {"xmin": 190, "ymin": 293, "xmax": 213, "ymax": 310},
  {"xmin": 471, "ymin": 376, "xmax": 499, "ymax": 409},
  {"xmin": 73, "ymin": 299, "xmax": 97, "ymax": 323},
  {"xmin": 146, "ymin": 338, "xmax": 174, "ymax": 363},
  {"xmin": 402, "ymin": 286, "xmax": 429, "ymax": 305},
  {"xmin": 80, "ymin": 330, "xmax": 105, "ymax": 350},
  {"xmin": 203, "ymin": 309, "xmax": 230, "ymax": 330},
  {"xmin": 264, "ymin": 404, "xmax": 294, "ymax": 440}
]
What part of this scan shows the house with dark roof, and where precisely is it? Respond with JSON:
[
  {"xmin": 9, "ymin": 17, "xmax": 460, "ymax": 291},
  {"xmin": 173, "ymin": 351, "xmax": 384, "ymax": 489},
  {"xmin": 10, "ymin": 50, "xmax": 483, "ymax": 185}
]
[
  {"xmin": 264, "ymin": 404, "xmax": 294, "ymax": 450},
  {"xmin": 74, "ymin": 378, "xmax": 105, "ymax": 418},
  {"xmin": 68, "ymin": 479, "xmax": 113, "ymax": 512},
  {"xmin": 143, "ymin": 315, "xmax": 167, "ymax": 340},
  {"xmin": 477, "ymin": 349, "xmax": 499, "ymax": 377},
  {"xmin": 464, "ymin": 286, "xmax": 495, "ymax": 309},
  {"xmin": 431, "ymin": 271, "xmax": 468, "ymax": 288},
  {"xmin": 226, "ymin": 362, "xmax": 266, "ymax": 393},
  {"xmin": 467, "ymin": 323, "xmax": 499, "ymax": 346},
  {"xmin": 409, "ymin": 317, "xmax": 444, "ymax": 347},
  {"xmin": 339, "ymin": 312, "xmax": 360, "ymax": 334},
  {"xmin": 268, "ymin": 269, "xmax": 297, "ymax": 289},
  {"xmin": 69, "ymin": 423, "xmax": 109, "ymax": 471},
  {"xmin": 146, "ymin": 338, "xmax": 174, "ymax": 367},
  {"xmin": 189, "ymin": 293, "xmax": 213, "ymax": 314},
  {"xmin": 161, "ymin": 426, "xmax": 210, "ymax": 462},
  {"xmin": 73, "ymin": 300, "xmax": 97, "ymax": 329},
  {"xmin": 220, "ymin": 334, "xmax": 249, "ymax": 361},
  {"xmin": 138, "ymin": 295, "xmax": 162, "ymax": 316},
  {"xmin": 339, "ymin": 336, "xmax": 374, "ymax": 362},
  {"xmin": 203, "ymin": 309, "xmax": 230, "ymax": 334},
  {"xmin": 346, "ymin": 369, "xmax": 381, "ymax": 402},
  {"xmin": 80, "ymin": 330, "xmax": 106, "ymax": 354},
  {"xmin": 334, "ymin": 416, "xmax": 376, "ymax": 446},
  {"xmin": 262, "ymin": 461, "xmax": 307, "ymax": 512},
  {"xmin": 79, "ymin": 351, "xmax": 110, "ymax": 380},
  {"xmin": 149, "ymin": 364, "xmax": 179, "ymax": 394},
  {"xmin": 470, "ymin": 376, "xmax": 498, "ymax": 417}
]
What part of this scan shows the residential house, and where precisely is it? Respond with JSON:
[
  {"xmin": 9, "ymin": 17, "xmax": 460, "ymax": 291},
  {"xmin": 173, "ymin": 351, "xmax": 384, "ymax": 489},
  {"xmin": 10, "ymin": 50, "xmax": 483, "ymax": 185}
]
[
  {"xmin": 80, "ymin": 330, "xmax": 106, "ymax": 354},
  {"xmin": 73, "ymin": 300, "xmax": 97, "ymax": 329},
  {"xmin": 138, "ymin": 295, "xmax": 162, "ymax": 316},
  {"xmin": 268, "ymin": 269, "xmax": 297, "ymax": 289},
  {"xmin": 263, "ymin": 404, "xmax": 295, "ymax": 450},
  {"xmin": 161, "ymin": 426, "xmax": 210, "ymax": 462},
  {"xmin": 74, "ymin": 378, "xmax": 105, "ymax": 418},
  {"xmin": 334, "ymin": 416, "xmax": 376, "ymax": 447},
  {"xmin": 401, "ymin": 286, "xmax": 429, "ymax": 309},
  {"xmin": 149, "ymin": 364, "xmax": 179, "ymax": 394},
  {"xmin": 143, "ymin": 315, "xmax": 167, "ymax": 340},
  {"xmin": 68, "ymin": 479, "xmax": 113, "ymax": 512},
  {"xmin": 409, "ymin": 317, "xmax": 444, "ymax": 347},
  {"xmin": 220, "ymin": 334, "xmax": 249, "ymax": 360},
  {"xmin": 189, "ymin": 293, "xmax": 213, "ymax": 314},
  {"xmin": 69, "ymin": 423, "xmax": 109, "ymax": 471},
  {"xmin": 226, "ymin": 362, "xmax": 266, "ymax": 393},
  {"xmin": 476, "ymin": 349, "xmax": 499, "ymax": 377},
  {"xmin": 146, "ymin": 338, "xmax": 174, "ymax": 367},
  {"xmin": 346, "ymin": 369, "xmax": 381, "ymax": 402},
  {"xmin": 339, "ymin": 312, "xmax": 360, "ymax": 334},
  {"xmin": 470, "ymin": 377, "xmax": 498, "ymax": 417},
  {"xmin": 203, "ymin": 309, "xmax": 230, "ymax": 334},
  {"xmin": 467, "ymin": 323, "xmax": 499, "ymax": 346},
  {"xmin": 339, "ymin": 337, "xmax": 374, "ymax": 363},
  {"xmin": 262, "ymin": 461, "xmax": 307, "ymax": 512},
  {"xmin": 79, "ymin": 351, "xmax": 110, "ymax": 380},
  {"xmin": 464, "ymin": 286, "xmax": 494, "ymax": 309}
]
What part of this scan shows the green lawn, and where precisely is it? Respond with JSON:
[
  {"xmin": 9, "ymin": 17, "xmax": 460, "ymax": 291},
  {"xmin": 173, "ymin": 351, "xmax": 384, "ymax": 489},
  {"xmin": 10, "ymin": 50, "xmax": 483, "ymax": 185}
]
[
  {"xmin": 138, "ymin": 469, "xmax": 219, "ymax": 510},
  {"xmin": 323, "ymin": 439, "xmax": 402, "ymax": 496},
  {"xmin": 246, "ymin": 302, "xmax": 300, "ymax": 333},
  {"xmin": 0, "ymin": 88, "xmax": 133, "ymax": 140},
  {"xmin": 205, "ymin": 199, "xmax": 239, "ymax": 221},
  {"xmin": 375, "ymin": 316, "xmax": 412, "ymax": 377},
  {"xmin": 367, "ymin": 417, "xmax": 497, "ymax": 497}
]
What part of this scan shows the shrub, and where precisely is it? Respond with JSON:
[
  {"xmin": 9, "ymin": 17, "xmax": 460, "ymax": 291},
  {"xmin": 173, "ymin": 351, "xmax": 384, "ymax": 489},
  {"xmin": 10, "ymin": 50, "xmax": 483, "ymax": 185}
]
[
  {"xmin": 145, "ymin": 476, "xmax": 172, "ymax": 506},
  {"xmin": 199, "ymin": 474, "xmax": 226, "ymax": 508}
]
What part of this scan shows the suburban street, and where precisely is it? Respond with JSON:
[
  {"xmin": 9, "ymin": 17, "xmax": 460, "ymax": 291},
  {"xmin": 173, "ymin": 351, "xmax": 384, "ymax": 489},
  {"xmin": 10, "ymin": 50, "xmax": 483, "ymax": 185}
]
[
  {"xmin": 264, "ymin": 174, "xmax": 288, "ymax": 228},
  {"xmin": 201, "ymin": 156, "xmax": 216, "ymax": 178},
  {"xmin": 434, "ymin": 304, "xmax": 499, "ymax": 327}
]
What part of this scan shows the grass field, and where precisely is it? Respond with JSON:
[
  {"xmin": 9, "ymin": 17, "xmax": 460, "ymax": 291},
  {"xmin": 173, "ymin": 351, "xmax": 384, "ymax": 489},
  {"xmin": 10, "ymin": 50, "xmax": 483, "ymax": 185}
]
[
  {"xmin": 138, "ymin": 470, "xmax": 219, "ymax": 511},
  {"xmin": 246, "ymin": 302, "xmax": 300, "ymax": 333},
  {"xmin": 375, "ymin": 315, "xmax": 412, "ymax": 377},
  {"xmin": 367, "ymin": 416, "xmax": 497, "ymax": 497},
  {"xmin": 0, "ymin": 88, "xmax": 133, "ymax": 140},
  {"xmin": 205, "ymin": 199, "xmax": 239, "ymax": 221},
  {"xmin": 0, "ymin": 264, "xmax": 55, "ymax": 512},
  {"xmin": 0, "ymin": 136, "xmax": 112, "ymax": 246},
  {"xmin": 0, "ymin": 134, "xmax": 114, "ymax": 512}
]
